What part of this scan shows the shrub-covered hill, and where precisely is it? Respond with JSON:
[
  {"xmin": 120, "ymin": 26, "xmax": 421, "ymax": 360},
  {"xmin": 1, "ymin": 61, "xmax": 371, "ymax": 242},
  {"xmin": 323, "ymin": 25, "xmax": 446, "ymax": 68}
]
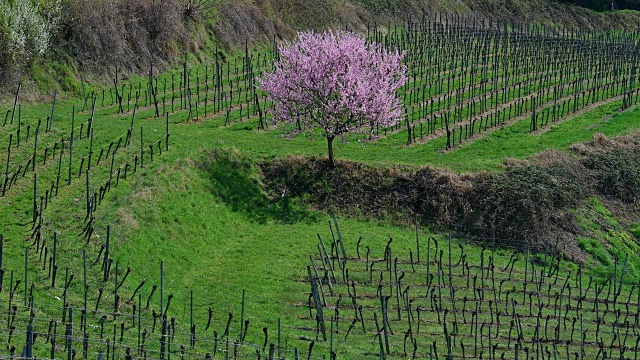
[{"xmin": 1, "ymin": 0, "xmax": 640, "ymax": 98}]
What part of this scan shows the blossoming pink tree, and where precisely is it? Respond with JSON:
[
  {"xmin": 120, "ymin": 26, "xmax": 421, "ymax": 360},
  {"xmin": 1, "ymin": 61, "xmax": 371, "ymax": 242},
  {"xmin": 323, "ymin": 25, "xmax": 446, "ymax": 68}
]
[{"xmin": 259, "ymin": 30, "xmax": 407, "ymax": 168}]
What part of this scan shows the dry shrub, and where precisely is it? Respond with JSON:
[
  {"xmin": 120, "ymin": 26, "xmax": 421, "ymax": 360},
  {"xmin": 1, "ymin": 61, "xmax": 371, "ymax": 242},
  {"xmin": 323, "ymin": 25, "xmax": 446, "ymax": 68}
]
[
  {"xmin": 59, "ymin": 0, "xmax": 186, "ymax": 72},
  {"xmin": 532, "ymin": 149, "xmax": 579, "ymax": 168},
  {"xmin": 408, "ymin": 167, "xmax": 472, "ymax": 225},
  {"xmin": 0, "ymin": 21, "xmax": 12, "ymax": 83},
  {"xmin": 464, "ymin": 162, "xmax": 591, "ymax": 250},
  {"xmin": 260, "ymin": 152, "xmax": 592, "ymax": 256},
  {"xmin": 262, "ymin": 157, "xmax": 476, "ymax": 231},
  {"xmin": 568, "ymin": 142, "xmax": 592, "ymax": 156},
  {"xmin": 127, "ymin": 1, "xmax": 184, "ymax": 51},
  {"xmin": 350, "ymin": 0, "xmax": 427, "ymax": 18},
  {"xmin": 211, "ymin": 0, "xmax": 344, "ymax": 48},
  {"xmin": 502, "ymin": 157, "xmax": 530, "ymax": 169},
  {"xmin": 571, "ymin": 132, "xmax": 640, "ymax": 155},
  {"xmin": 270, "ymin": 0, "xmax": 336, "ymax": 30},
  {"xmin": 213, "ymin": 2, "xmax": 294, "ymax": 48},
  {"xmin": 592, "ymin": 132, "xmax": 613, "ymax": 147},
  {"xmin": 583, "ymin": 149, "xmax": 640, "ymax": 203},
  {"xmin": 566, "ymin": 133, "xmax": 640, "ymax": 204},
  {"xmin": 261, "ymin": 156, "xmax": 418, "ymax": 219},
  {"xmin": 336, "ymin": 2, "xmax": 371, "ymax": 32}
]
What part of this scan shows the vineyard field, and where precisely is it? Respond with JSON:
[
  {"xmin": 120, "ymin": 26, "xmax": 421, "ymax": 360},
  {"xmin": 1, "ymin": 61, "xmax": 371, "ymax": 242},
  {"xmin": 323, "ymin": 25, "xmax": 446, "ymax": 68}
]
[{"xmin": 1, "ymin": 15, "xmax": 640, "ymax": 359}]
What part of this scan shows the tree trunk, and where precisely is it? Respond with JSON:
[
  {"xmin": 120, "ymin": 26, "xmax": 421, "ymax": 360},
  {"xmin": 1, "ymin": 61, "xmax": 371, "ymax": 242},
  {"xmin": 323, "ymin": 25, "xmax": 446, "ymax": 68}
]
[{"xmin": 327, "ymin": 136, "xmax": 335, "ymax": 169}]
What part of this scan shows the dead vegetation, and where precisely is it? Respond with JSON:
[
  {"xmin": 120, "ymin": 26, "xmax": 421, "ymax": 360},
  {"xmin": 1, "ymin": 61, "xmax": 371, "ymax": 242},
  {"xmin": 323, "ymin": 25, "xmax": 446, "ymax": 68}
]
[
  {"xmin": 259, "ymin": 132, "xmax": 640, "ymax": 259},
  {"xmin": 58, "ymin": 0, "xmax": 188, "ymax": 72},
  {"xmin": 3, "ymin": 0, "xmax": 640, "ymax": 97}
]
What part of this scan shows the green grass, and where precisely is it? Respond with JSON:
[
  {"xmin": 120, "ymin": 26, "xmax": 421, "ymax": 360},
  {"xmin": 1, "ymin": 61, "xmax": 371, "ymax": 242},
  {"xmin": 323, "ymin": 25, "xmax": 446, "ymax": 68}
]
[
  {"xmin": 578, "ymin": 236, "xmax": 611, "ymax": 266},
  {"xmin": 0, "ymin": 121, "xmax": 638, "ymax": 358},
  {"xmin": 10, "ymin": 145, "xmax": 632, "ymax": 358},
  {"xmin": 631, "ymin": 223, "xmax": 640, "ymax": 239},
  {"xmin": 119, "ymin": 95, "xmax": 636, "ymax": 176},
  {"xmin": 30, "ymin": 58, "xmax": 83, "ymax": 94},
  {"xmin": 1, "ymin": 141, "xmax": 447, "ymax": 357},
  {"xmin": 574, "ymin": 197, "xmax": 640, "ymax": 283}
]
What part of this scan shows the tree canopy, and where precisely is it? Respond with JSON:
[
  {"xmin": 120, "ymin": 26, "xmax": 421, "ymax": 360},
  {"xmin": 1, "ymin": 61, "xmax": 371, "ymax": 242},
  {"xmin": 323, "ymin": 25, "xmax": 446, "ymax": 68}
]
[{"xmin": 259, "ymin": 30, "xmax": 407, "ymax": 168}]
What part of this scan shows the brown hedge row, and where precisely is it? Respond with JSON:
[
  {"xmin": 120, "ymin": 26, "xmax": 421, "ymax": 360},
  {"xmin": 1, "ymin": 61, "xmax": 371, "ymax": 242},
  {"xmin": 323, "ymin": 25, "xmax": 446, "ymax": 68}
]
[{"xmin": 258, "ymin": 133, "xmax": 640, "ymax": 257}]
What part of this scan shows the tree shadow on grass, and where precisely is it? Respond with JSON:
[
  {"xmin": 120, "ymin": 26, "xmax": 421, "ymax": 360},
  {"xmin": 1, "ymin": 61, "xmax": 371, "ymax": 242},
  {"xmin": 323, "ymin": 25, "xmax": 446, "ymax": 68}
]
[{"xmin": 198, "ymin": 147, "xmax": 318, "ymax": 224}]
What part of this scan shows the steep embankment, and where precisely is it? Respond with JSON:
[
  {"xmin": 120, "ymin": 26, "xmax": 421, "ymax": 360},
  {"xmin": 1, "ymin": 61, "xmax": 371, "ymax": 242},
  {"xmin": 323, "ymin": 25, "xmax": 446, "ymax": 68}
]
[{"xmin": 2, "ymin": 0, "xmax": 640, "ymax": 99}]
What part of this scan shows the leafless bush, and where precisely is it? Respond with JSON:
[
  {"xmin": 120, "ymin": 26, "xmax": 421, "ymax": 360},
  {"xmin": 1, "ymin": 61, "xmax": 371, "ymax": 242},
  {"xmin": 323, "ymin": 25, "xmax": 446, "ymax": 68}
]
[
  {"xmin": 260, "ymin": 152, "xmax": 591, "ymax": 256},
  {"xmin": 270, "ymin": 0, "xmax": 336, "ymax": 29},
  {"xmin": 129, "ymin": 0, "xmax": 184, "ymax": 44},
  {"xmin": 213, "ymin": 2, "xmax": 295, "ymax": 48},
  {"xmin": 59, "ymin": 0, "xmax": 186, "ymax": 72}
]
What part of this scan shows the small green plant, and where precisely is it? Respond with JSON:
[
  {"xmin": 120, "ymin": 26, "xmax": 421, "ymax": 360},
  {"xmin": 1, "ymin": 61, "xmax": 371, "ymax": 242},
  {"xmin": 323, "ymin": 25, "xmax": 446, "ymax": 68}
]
[
  {"xmin": 630, "ymin": 223, "xmax": 640, "ymax": 239},
  {"xmin": 578, "ymin": 236, "xmax": 611, "ymax": 266},
  {"xmin": 30, "ymin": 58, "xmax": 80, "ymax": 93}
]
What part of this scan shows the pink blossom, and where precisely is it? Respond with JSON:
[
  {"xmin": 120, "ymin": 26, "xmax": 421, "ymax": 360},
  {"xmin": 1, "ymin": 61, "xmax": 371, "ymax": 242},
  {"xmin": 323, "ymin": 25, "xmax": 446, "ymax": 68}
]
[{"xmin": 259, "ymin": 30, "xmax": 407, "ymax": 167}]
